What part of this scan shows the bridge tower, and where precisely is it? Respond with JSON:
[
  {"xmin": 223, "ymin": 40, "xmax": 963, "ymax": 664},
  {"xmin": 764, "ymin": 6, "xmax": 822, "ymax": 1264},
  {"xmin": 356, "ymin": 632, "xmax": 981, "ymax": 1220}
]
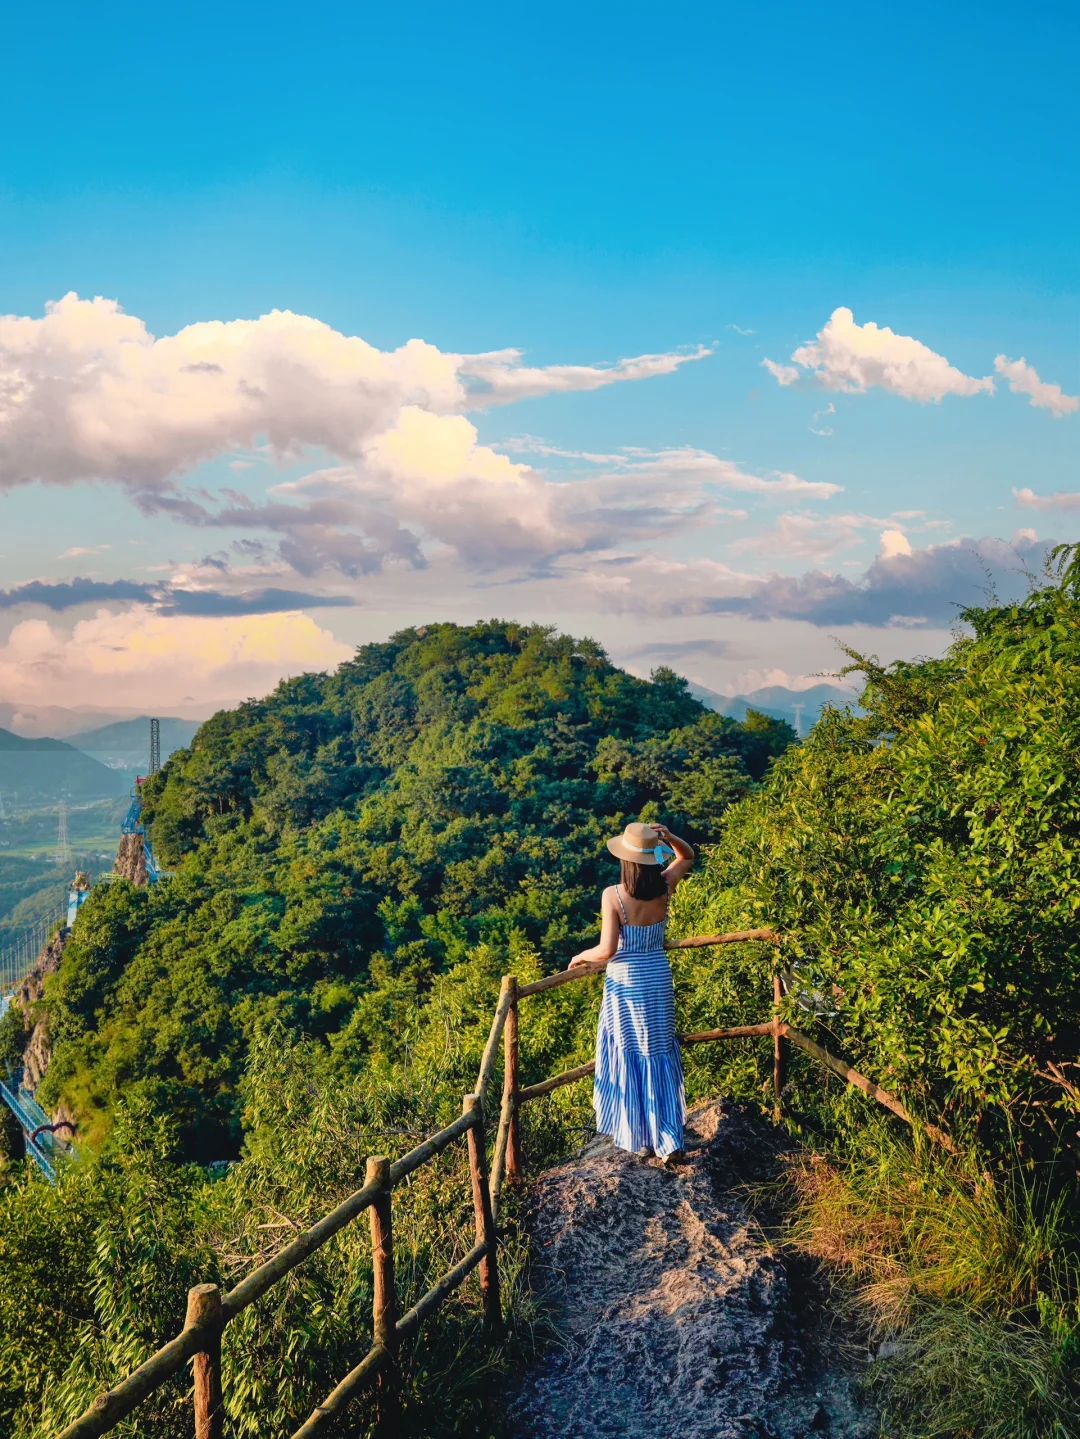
[{"xmin": 149, "ymin": 717, "xmax": 161, "ymax": 775}]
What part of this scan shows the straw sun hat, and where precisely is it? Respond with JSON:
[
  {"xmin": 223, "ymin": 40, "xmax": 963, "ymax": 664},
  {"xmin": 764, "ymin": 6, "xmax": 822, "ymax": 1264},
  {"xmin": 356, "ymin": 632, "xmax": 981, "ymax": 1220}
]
[{"xmin": 606, "ymin": 821, "xmax": 674, "ymax": 865}]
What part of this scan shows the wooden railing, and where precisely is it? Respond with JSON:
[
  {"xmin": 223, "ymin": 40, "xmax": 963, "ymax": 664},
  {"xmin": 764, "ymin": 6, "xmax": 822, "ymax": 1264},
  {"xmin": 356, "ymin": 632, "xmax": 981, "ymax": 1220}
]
[{"xmin": 55, "ymin": 928, "xmax": 948, "ymax": 1439}]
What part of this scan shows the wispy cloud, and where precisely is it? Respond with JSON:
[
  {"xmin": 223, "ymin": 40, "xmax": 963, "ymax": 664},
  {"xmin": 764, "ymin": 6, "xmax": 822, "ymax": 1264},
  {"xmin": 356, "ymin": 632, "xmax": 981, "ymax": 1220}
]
[
  {"xmin": 580, "ymin": 535, "xmax": 1047, "ymax": 628},
  {"xmin": 1014, "ymin": 486, "xmax": 1080, "ymax": 511},
  {"xmin": 995, "ymin": 356, "xmax": 1078, "ymax": 418},
  {"xmin": 0, "ymin": 575, "xmax": 355, "ymax": 616}
]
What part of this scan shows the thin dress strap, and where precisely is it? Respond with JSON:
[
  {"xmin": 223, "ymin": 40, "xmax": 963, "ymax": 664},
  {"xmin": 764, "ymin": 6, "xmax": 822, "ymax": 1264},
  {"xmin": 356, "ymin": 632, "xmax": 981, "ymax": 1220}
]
[{"xmin": 614, "ymin": 885, "xmax": 629, "ymax": 924}]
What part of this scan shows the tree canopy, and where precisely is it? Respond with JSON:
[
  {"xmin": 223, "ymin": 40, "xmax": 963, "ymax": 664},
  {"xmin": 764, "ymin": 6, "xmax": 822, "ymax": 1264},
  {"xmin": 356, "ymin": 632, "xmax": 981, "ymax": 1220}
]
[{"xmin": 33, "ymin": 620, "xmax": 793, "ymax": 1156}]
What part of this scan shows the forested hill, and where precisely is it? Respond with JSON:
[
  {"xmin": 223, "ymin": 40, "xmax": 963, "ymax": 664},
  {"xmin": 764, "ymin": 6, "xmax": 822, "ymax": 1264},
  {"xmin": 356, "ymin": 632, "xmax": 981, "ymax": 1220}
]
[{"xmin": 31, "ymin": 621, "xmax": 794, "ymax": 1156}]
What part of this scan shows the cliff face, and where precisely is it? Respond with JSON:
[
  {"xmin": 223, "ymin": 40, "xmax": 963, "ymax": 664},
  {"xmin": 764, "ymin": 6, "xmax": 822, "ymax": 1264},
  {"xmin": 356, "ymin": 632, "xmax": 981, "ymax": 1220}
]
[
  {"xmin": 9, "ymin": 926, "xmax": 68, "ymax": 1096},
  {"xmin": 113, "ymin": 833, "xmax": 148, "ymax": 886}
]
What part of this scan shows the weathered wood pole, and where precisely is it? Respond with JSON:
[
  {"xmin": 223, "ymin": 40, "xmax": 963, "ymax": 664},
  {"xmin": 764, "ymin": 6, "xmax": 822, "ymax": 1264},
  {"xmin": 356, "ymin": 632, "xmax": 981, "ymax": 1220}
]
[
  {"xmin": 772, "ymin": 973, "xmax": 786, "ymax": 1119},
  {"xmin": 503, "ymin": 976, "xmax": 523, "ymax": 1189},
  {"xmin": 367, "ymin": 1155, "xmax": 399, "ymax": 1432},
  {"xmin": 464, "ymin": 1093, "xmax": 502, "ymax": 1332},
  {"xmin": 184, "ymin": 1283, "xmax": 223, "ymax": 1439}
]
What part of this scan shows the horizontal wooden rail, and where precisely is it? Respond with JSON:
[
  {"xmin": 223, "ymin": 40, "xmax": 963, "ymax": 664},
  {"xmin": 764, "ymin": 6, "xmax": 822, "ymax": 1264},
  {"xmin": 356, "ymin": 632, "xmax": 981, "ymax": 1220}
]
[
  {"xmin": 511, "ymin": 1018, "xmax": 954, "ymax": 1152},
  {"xmin": 781, "ymin": 1024, "xmax": 955, "ymax": 1152},
  {"xmin": 666, "ymin": 928, "xmax": 779, "ymax": 949},
  {"xmin": 517, "ymin": 961, "xmax": 607, "ymax": 997},
  {"xmin": 56, "ymin": 1324, "xmax": 210, "ymax": 1439},
  {"xmin": 220, "ymin": 1176, "xmax": 382, "ymax": 1322},
  {"xmin": 516, "ymin": 929, "xmax": 780, "ymax": 997},
  {"xmin": 397, "ymin": 1239, "xmax": 489, "ymax": 1342},
  {"xmin": 290, "ymin": 1240, "xmax": 490, "ymax": 1439},
  {"xmin": 53, "ymin": 928, "xmax": 961, "ymax": 1439},
  {"xmin": 389, "ymin": 1110, "xmax": 476, "ymax": 1185},
  {"xmin": 680, "ymin": 1022, "xmax": 776, "ymax": 1044},
  {"xmin": 519, "ymin": 1061, "xmax": 596, "ymax": 1102},
  {"xmin": 291, "ymin": 1343, "xmax": 390, "ymax": 1439}
]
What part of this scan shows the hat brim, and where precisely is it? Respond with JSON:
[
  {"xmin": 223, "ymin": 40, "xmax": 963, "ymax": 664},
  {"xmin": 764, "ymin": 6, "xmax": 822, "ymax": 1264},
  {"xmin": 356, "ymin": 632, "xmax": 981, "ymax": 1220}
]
[{"xmin": 606, "ymin": 836, "xmax": 663, "ymax": 864}]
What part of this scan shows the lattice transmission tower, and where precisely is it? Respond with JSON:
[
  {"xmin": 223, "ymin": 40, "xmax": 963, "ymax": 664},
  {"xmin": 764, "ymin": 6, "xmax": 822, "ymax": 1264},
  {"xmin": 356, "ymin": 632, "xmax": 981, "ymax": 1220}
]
[
  {"xmin": 149, "ymin": 717, "xmax": 161, "ymax": 775},
  {"xmin": 54, "ymin": 800, "xmax": 72, "ymax": 869}
]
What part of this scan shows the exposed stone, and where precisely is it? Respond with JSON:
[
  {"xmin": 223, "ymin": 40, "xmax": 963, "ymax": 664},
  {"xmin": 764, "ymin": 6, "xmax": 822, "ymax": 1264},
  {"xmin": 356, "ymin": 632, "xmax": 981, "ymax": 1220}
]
[
  {"xmin": 113, "ymin": 832, "xmax": 148, "ymax": 886},
  {"xmin": 7, "ymin": 926, "xmax": 69, "ymax": 1102},
  {"xmin": 509, "ymin": 1101, "xmax": 877, "ymax": 1439}
]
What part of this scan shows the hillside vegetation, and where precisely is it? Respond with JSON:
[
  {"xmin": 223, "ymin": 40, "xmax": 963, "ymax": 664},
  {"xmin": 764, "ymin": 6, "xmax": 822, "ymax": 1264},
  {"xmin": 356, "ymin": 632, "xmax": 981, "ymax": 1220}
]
[
  {"xmin": 4, "ymin": 574, "xmax": 1080, "ymax": 1439},
  {"xmin": 29, "ymin": 622, "xmax": 792, "ymax": 1155},
  {"xmin": 667, "ymin": 556, "xmax": 1080, "ymax": 1436}
]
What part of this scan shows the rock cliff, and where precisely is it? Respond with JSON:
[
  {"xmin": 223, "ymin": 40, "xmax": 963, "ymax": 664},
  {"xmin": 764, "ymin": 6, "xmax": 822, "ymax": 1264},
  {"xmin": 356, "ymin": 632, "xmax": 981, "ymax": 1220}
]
[{"xmin": 113, "ymin": 832, "xmax": 148, "ymax": 885}]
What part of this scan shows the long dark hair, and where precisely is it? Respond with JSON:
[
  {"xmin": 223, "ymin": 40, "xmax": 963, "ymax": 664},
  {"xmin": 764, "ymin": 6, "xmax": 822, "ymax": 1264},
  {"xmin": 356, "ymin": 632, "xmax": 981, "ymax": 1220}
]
[{"xmin": 619, "ymin": 859, "xmax": 668, "ymax": 901}]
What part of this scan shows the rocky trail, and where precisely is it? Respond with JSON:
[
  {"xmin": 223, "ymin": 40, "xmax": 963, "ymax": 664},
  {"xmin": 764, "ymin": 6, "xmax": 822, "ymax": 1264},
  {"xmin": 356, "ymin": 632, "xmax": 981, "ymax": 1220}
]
[{"xmin": 509, "ymin": 1101, "xmax": 878, "ymax": 1439}]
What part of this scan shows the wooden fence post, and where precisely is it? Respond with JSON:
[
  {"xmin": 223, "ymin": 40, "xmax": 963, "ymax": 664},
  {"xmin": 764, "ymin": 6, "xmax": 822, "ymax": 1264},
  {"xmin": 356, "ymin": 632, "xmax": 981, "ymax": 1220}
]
[
  {"xmin": 367, "ymin": 1155, "xmax": 399, "ymax": 1432},
  {"xmin": 184, "ymin": 1283, "xmax": 223, "ymax": 1439},
  {"xmin": 464, "ymin": 1093, "xmax": 502, "ymax": 1333},
  {"xmin": 503, "ymin": 976, "xmax": 523, "ymax": 1189},
  {"xmin": 772, "ymin": 972, "xmax": 787, "ymax": 1119}
]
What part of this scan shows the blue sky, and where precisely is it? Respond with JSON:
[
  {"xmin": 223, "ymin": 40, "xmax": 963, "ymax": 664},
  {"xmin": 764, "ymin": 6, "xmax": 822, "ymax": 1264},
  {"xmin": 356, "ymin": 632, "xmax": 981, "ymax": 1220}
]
[{"xmin": 0, "ymin": 0, "xmax": 1077, "ymax": 719}]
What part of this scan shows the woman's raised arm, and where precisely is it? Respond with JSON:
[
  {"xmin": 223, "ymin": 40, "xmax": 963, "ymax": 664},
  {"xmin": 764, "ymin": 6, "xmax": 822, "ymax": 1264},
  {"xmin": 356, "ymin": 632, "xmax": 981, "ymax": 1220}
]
[{"xmin": 655, "ymin": 824, "xmax": 695, "ymax": 889}]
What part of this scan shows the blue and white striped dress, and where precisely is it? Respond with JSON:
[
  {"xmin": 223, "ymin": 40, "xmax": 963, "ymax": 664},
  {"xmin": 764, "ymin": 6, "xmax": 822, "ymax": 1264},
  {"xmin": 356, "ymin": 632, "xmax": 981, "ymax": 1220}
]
[{"xmin": 593, "ymin": 886, "xmax": 685, "ymax": 1159}]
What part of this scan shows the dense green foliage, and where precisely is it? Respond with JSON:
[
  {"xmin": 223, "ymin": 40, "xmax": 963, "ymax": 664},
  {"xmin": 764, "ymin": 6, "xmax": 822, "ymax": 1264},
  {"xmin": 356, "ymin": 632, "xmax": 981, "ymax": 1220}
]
[
  {"xmin": 9, "ymin": 577, "xmax": 1080, "ymax": 1438},
  {"xmin": 666, "ymin": 564, "xmax": 1080, "ymax": 1437},
  {"xmin": 0, "ymin": 938, "xmax": 602, "ymax": 1438},
  {"xmin": 31, "ymin": 622, "xmax": 791, "ymax": 1156},
  {"xmin": 671, "ymin": 575, "xmax": 1080, "ymax": 1152}
]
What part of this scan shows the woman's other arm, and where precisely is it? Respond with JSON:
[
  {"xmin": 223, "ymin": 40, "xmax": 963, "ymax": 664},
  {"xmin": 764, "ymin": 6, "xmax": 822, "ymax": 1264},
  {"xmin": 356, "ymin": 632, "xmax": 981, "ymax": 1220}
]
[
  {"xmin": 568, "ymin": 888, "xmax": 621, "ymax": 969},
  {"xmin": 655, "ymin": 824, "xmax": 695, "ymax": 889}
]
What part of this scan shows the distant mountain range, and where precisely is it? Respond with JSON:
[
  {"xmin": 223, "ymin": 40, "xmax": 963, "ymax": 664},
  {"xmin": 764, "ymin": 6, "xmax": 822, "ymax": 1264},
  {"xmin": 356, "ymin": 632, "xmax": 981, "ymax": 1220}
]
[
  {"xmin": 0, "ymin": 728, "xmax": 130, "ymax": 806},
  {"xmin": 690, "ymin": 682, "xmax": 860, "ymax": 736},
  {"xmin": 68, "ymin": 717, "xmax": 201, "ymax": 772},
  {"xmin": 0, "ymin": 701, "xmax": 209, "ymax": 739}
]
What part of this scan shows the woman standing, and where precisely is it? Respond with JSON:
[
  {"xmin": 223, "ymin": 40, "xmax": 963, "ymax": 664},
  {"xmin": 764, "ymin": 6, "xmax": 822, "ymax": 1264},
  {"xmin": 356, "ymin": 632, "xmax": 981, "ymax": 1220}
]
[{"xmin": 568, "ymin": 821, "xmax": 695, "ymax": 1164}]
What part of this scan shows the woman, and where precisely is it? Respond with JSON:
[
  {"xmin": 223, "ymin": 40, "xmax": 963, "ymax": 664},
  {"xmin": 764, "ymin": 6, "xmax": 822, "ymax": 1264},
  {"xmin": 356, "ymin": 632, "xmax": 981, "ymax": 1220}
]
[{"xmin": 568, "ymin": 820, "xmax": 695, "ymax": 1164}]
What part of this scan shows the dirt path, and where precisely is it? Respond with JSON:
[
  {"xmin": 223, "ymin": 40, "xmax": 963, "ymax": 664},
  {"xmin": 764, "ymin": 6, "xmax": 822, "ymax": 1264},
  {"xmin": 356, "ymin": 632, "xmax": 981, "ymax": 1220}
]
[{"xmin": 509, "ymin": 1101, "xmax": 877, "ymax": 1439}]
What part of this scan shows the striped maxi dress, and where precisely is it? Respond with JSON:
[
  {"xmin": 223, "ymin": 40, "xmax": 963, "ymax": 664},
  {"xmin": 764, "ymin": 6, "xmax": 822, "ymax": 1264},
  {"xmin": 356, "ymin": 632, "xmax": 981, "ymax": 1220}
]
[{"xmin": 593, "ymin": 886, "xmax": 685, "ymax": 1159}]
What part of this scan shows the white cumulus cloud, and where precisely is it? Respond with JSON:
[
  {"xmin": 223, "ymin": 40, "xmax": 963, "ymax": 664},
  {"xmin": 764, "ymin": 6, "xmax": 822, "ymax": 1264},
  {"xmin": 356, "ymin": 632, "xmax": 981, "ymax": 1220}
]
[
  {"xmin": 879, "ymin": 528, "xmax": 912, "ymax": 559},
  {"xmin": 763, "ymin": 307, "xmax": 995, "ymax": 402},
  {"xmin": 0, "ymin": 293, "xmax": 707, "ymax": 494},
  {"xmin": 994, "ymin": 356, "xmax": 1079, "ymax": 417}
]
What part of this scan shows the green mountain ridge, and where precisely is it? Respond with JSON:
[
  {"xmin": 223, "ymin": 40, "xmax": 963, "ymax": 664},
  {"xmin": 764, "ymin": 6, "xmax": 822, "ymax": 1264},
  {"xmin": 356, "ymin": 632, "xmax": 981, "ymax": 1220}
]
[{"xmin": 30, "ymin": 621, "xmax": 796, "ymax": 1156}]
